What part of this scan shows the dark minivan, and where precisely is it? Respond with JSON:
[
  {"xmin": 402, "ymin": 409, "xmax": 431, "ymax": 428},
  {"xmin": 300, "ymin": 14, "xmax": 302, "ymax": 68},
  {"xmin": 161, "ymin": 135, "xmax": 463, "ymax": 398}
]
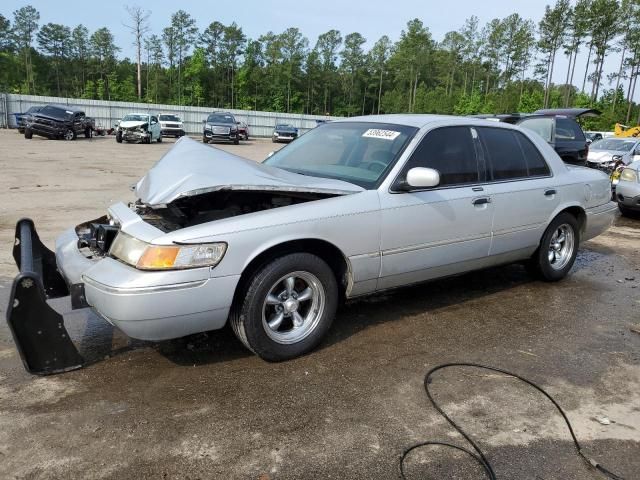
[
  {"xmin": 473, "ymin": 108, "xmax": 599, "ymax": 166},
  {"xmin": 24, "ymin": 104, "xmax": 95, "ymax": 141}
]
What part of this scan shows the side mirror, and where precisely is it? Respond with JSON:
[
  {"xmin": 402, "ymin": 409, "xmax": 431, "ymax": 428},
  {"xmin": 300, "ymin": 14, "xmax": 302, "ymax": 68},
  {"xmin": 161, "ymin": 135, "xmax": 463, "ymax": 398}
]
[
  {"xmin": 404, "ymin": 167, "xmax": 440, "ymax": 189},
  {"xmin": 236, "ymin": 121, "xmax": 240, "ymax": 125},
  {"xmin": 586, "ymin": 139, "xmax": 592, "ymax": 145}
]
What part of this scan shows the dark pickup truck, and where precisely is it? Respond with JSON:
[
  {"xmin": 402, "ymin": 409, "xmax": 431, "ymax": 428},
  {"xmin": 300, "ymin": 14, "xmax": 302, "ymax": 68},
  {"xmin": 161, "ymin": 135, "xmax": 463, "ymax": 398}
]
[{"xmin": 24, "ymin": 104, "xmax": 96, "ymax": 141}]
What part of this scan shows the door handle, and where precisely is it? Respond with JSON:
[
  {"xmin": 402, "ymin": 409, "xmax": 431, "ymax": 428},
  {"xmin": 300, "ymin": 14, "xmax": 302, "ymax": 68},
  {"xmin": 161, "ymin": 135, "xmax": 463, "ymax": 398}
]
[
  {"xmin": 544, "ymin": 189, "xmax": 557, "ymax": 196},
  {"xmin": 472, "ymin": 197, "xmax": 491, "ymax": 206}
]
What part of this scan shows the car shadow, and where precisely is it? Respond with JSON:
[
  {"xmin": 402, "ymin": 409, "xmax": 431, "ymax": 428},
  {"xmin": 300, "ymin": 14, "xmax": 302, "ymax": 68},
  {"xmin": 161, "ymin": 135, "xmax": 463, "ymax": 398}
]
[{"xmin": 68, "ymin": 263, "xmax": 540, "ymax": 370}]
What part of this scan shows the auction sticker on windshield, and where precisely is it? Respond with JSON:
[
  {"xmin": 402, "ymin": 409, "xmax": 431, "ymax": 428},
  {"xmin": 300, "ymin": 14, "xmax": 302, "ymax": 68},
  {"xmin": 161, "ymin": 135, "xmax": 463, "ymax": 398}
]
[{"xmin": 362, "ymin": 129, "xmax": 401, "ymax": 140}]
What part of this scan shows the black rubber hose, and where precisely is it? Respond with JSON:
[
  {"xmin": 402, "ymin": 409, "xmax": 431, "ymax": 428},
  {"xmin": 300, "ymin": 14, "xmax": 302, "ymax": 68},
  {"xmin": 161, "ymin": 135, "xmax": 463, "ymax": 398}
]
[{"xmin": 400, "ymin": 363, "xmax": 625, "ymax": 480}]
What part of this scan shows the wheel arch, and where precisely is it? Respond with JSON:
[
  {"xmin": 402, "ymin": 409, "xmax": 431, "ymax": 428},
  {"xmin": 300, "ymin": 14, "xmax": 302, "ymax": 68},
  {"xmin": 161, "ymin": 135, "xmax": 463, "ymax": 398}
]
[
  {"xmin": 231, "ymin": 238, "xmax": 352, "ymax": 309},
  {"xmin": 557, "ymin": 205, "xmax": 587, "ymax": 236}
]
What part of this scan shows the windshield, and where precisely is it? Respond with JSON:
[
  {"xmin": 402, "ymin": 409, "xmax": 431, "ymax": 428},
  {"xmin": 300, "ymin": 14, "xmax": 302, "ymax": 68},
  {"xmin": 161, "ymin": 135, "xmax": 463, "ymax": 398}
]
[
  {"xmin": 276, "ymin": 124, "xmax": 294, "ymax": 129},
  {"xmin": 207, "ymin": 113, "xmax": 235, "ymax": 124},
  {"xmin": 39, "ymin": 106, "xmax": 72, "ymax": 119},
  {"xmin": 123, "ymin": 114, "xmax": 149, "ymax": 122},
  {"xmin": 159, "ymin": 114, "xmax": 180, "ymax": 122},
  {"xmin": 263, "ymin": 122, "xmax": 418, "ymax": 189},
  {"xmin": 591, "ymin": 138, "xmax": 637, "ymax": 152}
]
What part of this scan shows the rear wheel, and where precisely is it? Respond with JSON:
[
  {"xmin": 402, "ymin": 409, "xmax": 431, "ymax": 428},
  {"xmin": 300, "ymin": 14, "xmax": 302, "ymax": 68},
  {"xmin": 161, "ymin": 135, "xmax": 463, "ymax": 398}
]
[
  {"xmin": 528, "ymin": 213, "xmax": 579, "ymax": 282},
  {"xmin": 230, "ymin": 253, "xmax": 338, "ymax": 361},
  {"xmin": 64, "ymin": 129, "xmax": 76, "ymax": 141},
  {"xmin": 233, "ymin": 138, "xmax": 239, "ymax": 145},
  {"xmin": 84, "ymin": 127, "xmax": 92, "ymax": 138},
  {"xmin": 24, "ymin": 128, "xmax": 33, "ymax": 139}
]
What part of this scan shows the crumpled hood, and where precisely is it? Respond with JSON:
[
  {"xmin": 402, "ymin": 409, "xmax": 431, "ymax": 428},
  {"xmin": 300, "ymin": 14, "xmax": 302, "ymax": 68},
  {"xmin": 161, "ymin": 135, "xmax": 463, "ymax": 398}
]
[
  {"xmin": 120, "ymin": 120, "xmax": 148, "ymax": 129},
  {"xmin": 135, "ymin": 137, "xmax": 364, "ymax": 206},
  {"xmin": 587, "ymin": 150, "xmax": 621, "ymax": 164}
]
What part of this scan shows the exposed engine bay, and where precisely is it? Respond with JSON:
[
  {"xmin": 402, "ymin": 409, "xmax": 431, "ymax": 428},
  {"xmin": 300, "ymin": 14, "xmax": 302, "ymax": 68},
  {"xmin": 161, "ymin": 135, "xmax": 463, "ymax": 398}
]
[
  {"xmin": 75, "ymin": 190, "xmax": 337, "ymax": 258},
  {"xmin": 134, "ymin": 189, "xmax": 337, "ymax": 232}
]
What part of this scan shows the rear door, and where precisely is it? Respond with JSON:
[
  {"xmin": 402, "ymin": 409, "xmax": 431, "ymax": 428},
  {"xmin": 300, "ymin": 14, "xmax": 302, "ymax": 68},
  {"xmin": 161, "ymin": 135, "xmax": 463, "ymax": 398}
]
[
  {"xmin": 378, "ymin": 125, "xmax": 494, "ymax": 289},
  {"xmin": 476, "ymin": 126, "xmax": 559, "ymax": 257}
]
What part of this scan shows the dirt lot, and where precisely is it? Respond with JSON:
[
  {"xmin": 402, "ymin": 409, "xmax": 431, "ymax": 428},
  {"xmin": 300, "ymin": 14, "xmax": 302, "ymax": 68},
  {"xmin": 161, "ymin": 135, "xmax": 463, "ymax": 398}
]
[{"xmin": 0, "ymin": 129, "xmax": 639, "ymax": 479}]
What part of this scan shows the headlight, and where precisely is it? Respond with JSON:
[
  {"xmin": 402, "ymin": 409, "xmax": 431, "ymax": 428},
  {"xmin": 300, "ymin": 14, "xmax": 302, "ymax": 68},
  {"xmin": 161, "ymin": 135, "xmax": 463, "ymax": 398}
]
[
  {"xmin": 612, "ymin": 155, "xmax": 623, "ymax": 161},
  {"xmin": 620, "ymin": 168, "xmax": 638, "ymax": 183},
  {"xmin": 109, "ymin": 232, "xmax": 227, "ymax": 270}
]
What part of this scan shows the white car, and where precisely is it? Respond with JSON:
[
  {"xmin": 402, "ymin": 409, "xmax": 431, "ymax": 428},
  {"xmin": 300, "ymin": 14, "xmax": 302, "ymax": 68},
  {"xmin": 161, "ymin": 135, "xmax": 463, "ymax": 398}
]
[
  {"xmin": 116, "ymin": 113, "xmax": 162, "ymax": 144},
  {"xmin": 159, "ymin": 114, "xmax": 185, "ymax": 138}
]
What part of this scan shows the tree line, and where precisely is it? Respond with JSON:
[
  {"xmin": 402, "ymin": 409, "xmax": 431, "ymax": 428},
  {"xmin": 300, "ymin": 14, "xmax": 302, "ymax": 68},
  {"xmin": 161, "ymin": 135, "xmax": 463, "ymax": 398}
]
[{"xmin": 1, "ymin": 1, "xmax": 640, "ymax": 130}]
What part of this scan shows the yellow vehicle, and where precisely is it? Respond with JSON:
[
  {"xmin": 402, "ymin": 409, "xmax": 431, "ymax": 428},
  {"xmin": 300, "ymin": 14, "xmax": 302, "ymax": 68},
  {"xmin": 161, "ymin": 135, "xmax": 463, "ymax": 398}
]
[{"xmin": 614, "ymin": 123, "xmax": 640, "ymax": 137}]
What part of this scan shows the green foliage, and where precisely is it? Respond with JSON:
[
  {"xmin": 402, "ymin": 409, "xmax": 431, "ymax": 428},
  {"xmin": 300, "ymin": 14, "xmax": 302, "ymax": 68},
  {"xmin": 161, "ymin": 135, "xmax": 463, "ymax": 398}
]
[{"xmin": 0, "ymin": 3, "xmax": 638, "ymax": 130}]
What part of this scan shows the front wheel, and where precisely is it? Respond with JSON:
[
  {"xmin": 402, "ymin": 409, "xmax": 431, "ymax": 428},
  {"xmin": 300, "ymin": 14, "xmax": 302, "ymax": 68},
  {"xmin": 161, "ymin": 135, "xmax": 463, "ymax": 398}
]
[
  {"xmin": 528, "ymin": 213, "xmax": 579, "ymax": 282},
  {"xmin": 115, "ymin": 131, "xmax": 122, "ymax": 143},
  {"xmin": 24, "ymin": 128, "xmax": 33, "ymax": 139},
  {"xmin": 230, "ymin": 253, "xmax": 338, "ymax": 361},
  {"xmin": 64, "ymin": 129, "xmax": 76, "ymax": 141},
  {"xmin": 156, "ymin": 134, "xmax": 162, "ymax": 143}
]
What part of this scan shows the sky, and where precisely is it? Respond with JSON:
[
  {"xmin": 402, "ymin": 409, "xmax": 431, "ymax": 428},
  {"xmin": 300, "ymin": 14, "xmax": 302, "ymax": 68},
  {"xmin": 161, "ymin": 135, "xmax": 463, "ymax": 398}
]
[{"xmin": 2, "ymin": 0, "xmax": 628, "ymax": 95}]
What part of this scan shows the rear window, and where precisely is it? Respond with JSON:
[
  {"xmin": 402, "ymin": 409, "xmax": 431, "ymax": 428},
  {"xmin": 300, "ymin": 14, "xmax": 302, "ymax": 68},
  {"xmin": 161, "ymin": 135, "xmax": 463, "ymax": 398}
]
[
  {"xmin": 478, "ymin": 127, "xmax": 550, "ymax": 180},
  {"xmin": 556, "ymin": 118, "xmax": 585, "ymax": 141}
]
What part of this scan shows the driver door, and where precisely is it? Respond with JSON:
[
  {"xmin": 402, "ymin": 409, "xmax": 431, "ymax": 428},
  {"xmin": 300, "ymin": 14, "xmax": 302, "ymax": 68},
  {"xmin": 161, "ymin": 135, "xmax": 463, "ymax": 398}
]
[{"xmin": 377, "ymin": 126, "xmax": 494, "ymax": 290}]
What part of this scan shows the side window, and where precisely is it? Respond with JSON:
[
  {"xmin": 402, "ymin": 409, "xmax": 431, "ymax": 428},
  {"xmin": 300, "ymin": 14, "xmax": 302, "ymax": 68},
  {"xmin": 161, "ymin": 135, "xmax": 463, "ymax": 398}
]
[
  {"xmin": 478, "ymin": 127, "xmax": 529, "ymax": 180},
  {"xmin": 518, "ymin": 117, "xmax": 553, "ymax": 143},
  {"xmin": 151, "ymin": 116, "xmax": 158, "ymax": 123},
  {"xmin": 556, "ymin": 118, "xmax": 585, "ymax": 141},
  {"xmin": 401, "ymin": 126, "xmax": 480, "ymax": 187},
  {"xmin": 514, "ymin": 132, "xmax": 551, "ymax": 177}
]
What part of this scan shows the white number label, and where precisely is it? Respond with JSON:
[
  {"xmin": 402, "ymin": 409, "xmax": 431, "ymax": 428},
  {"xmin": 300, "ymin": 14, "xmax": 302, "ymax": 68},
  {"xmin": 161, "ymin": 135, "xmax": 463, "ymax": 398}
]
[{"xmin": 362, "ymin": 129, "xmax": 401, "ymax": 140}]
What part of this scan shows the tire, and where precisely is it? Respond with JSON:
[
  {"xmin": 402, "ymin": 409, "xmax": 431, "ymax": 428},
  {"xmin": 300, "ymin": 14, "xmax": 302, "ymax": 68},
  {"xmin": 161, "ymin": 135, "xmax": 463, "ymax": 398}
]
[
  {"xmin": 618, "ymin": 203, "xmax": 634, "ymax": 217},
  {"xmin": 24, "ymin": 128, "xmax": 33, "ymax": 139},
  {"xmin": 234, "ymin": 138, "xmax": 239, "ymax": 145},
  {"xmin": 64, "ymin": 129, "xmax": 77, "ymax": 141},
  {"xmin": 202, "ymin": 136, "xmax": 208, "ymax": 144},
  {"xmin": 272, "ymin": 137, "xmax": 276, "ymax": 143},
  {"xmin": 116, "ymin": 131, "xmax": 122, "ymax": 143},
  {"xmin": 84, "ymin": 127, "xmax": 92, "ymax": 138},
  {"xmin": 230, "ymin": 253, "xmax": 338, "ymax": 361},
  {"xmin": 528, "ymin": 212, "xmax": 579, "ymax": 282},
  {"xmin": 156, "ymin": 134, "xmax": 162, "ymax": 143}
]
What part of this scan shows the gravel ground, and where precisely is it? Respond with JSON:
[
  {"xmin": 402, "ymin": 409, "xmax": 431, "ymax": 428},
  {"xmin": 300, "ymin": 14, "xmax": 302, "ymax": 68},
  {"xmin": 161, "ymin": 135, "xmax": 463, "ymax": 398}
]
[{"xmin": 0, "ymin": 129, "xmax": 638, "ymax": 480}]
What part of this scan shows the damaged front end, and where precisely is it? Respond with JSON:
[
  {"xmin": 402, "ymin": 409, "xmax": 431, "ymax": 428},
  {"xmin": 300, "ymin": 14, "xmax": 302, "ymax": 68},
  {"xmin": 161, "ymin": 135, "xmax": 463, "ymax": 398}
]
[
  {"xmin": 6, "ymin": 138, "xmax": 363, "ymax": 375},
  {"xmin": 119, "ymin": 122, "xmax": 150, "ymax": 143}
]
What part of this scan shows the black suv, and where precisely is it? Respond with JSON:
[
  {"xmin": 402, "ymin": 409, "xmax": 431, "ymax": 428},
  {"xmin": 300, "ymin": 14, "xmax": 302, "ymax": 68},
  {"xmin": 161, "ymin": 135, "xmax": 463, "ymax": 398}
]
[
  {"xmin": 473, "ymin": 108, "xmax": 598, "ymax": 166},
  {"xmin": 203, "ymin": 112, "xmax": 239, "ymax": 145},
  {"xmin": 24, "ymin": 104, "xmax": 95, "ymax": 141}
]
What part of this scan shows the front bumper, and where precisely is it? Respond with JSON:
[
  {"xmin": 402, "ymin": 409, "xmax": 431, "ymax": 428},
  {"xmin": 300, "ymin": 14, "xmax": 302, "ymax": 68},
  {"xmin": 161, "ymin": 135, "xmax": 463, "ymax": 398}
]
[
  {"xmin": 582, "ymin": 202, "xmax": 618, "ymax": 242},
  {"xmin": 161, "ymin": 127, "xmax": 185, "ymax": 137},
  {"xmin": 273, "ymin": 134, "xmax": 297, "ymax": 142},
  {"xmin": 27, "ymin": 123, "xmax": 66, "ymax": 138},
  {"xmin": 120, "ymin": 129, "xmax": 150, "ymax": 142},
  {"xmin": 7, "ymin": 219, "xmax": 240, "ymax": 375},
  {"xmin": 616, "ymin": 181, "xmax": 640, "ymax": 211},
  {"xmin": 203, "ymin": 129, "xmax": 238, "ymax": 142},
  {"xmin": 55, "ymin": 228, "xmax": 238, "ymax": 342}
]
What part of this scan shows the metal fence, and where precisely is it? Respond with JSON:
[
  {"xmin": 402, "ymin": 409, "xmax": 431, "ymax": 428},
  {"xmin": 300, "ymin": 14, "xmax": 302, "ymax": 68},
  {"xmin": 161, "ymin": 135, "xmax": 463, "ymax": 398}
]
[{"xmin": 0, "ymin": 93, "xmax": 340, "ymax": 136}]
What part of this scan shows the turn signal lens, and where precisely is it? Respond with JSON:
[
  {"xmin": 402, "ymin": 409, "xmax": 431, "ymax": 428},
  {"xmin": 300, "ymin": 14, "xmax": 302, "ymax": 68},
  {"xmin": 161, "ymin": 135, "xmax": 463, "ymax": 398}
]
[
  {"xmin": 136, "ymin": 243, "xmax": 227, "ymax": 270},
  {"xmin": 137, "ymin": 246, "xmax": 180, "ymax": 270}
]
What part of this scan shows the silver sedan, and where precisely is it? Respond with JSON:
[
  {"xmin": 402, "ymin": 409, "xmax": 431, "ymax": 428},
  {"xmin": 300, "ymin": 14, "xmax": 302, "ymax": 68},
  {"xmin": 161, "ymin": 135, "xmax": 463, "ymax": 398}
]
[
  {"xmin": 616, "ymin": 160, "xmax": 640, "ymax": 216},
  {"xmin": 7, "ymin": 115, "xmax": 617, "ymax": 373}
]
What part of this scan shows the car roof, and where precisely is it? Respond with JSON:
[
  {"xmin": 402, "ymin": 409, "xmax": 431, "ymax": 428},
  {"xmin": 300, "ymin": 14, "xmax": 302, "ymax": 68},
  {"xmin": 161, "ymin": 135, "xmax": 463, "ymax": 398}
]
[{"xmin": 333, "ymin": 113, "xmax": 521, "ymax": 130}]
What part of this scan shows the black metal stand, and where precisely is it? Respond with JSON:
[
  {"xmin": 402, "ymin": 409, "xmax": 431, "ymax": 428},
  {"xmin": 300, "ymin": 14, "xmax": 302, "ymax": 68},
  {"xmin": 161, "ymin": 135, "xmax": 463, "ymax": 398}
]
[{"xmin": 6, "ymin": 219, "xmax": 84, "ymax": 375}]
